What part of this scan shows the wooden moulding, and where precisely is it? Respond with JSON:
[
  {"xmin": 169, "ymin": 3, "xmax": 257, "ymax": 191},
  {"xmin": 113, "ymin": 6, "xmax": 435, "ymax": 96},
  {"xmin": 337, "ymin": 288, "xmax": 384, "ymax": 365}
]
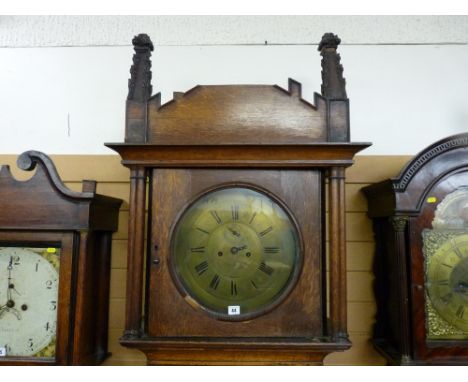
[
  {"xmin": 0, "ymin": 150, "xmax": 122, "ymax": 231},
  {"xmin": 363, "ymin": 133, "xmax": 468, "ymax": 217},
  {"xmin": 105, "ymin": 143, "xmax": 371, "ymax": 168},
  {"xmin": 119, "ymin": 337, "xmax": 351, "ymax": 366}
]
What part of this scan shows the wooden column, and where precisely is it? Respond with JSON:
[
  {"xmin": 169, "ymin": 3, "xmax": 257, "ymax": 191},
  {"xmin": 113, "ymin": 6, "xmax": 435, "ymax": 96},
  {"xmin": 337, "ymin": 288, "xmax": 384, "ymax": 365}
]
[
  {"xmin": 71, "ymin": 230, "xmax": 90, "ymax": 365},
  {"xmin": 124, "ymin": 166, "xmax": 147, "ymax": 337},
  {"xmin": 328, "ymin": 166, "xmax": 348, "ymax": 341},
  {"xmin": 390, "ymin": 216, "xmax": 411, "ymax": 364}
]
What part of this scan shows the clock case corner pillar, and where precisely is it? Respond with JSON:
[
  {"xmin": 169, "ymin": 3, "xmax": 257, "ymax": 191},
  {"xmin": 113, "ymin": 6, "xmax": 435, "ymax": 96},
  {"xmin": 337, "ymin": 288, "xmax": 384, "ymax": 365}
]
[
  {"xmin": 371, "ymin": 214, "xmax": 413, "ymax": 364},
  {"xmin": 327, "ymin": 166, "xmax": 349, "ymax": 342},
  {"xmin": 389, "ymin": 215, "xmax": 413, "ymax": 362},
  {"xmin": 70, "ymin": 229, "xmax": 114, "ymax": 365},
  {"xmin": 389, "ymin": 215, "xmax": 412, "ymax": 360},
  {"xmin": 123, "ymin": 166, "xmax": 148, "ymax": 338}
]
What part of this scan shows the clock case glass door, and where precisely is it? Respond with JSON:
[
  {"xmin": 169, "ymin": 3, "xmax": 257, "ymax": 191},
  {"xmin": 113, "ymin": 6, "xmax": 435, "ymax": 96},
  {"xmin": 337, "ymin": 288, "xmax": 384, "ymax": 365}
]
[
  {"xmin": 0, "ymin": 232, "xmax": 74, "ymax": 365},
  {"xmin": 146, "ymin": 168, "xmax": 325, "ymax": 339}
]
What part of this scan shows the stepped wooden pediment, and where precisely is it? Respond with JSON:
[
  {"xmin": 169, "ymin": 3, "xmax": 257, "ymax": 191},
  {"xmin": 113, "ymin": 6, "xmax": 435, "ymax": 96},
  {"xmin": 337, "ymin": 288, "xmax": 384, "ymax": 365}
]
[{"xmin": 144, "ymin": 82, "xmax": 327, "ymax": 145}]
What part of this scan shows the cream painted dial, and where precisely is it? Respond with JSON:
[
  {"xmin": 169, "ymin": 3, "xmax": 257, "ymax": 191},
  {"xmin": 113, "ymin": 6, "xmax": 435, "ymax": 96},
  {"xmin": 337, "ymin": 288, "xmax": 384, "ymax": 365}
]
[{"xmin": 0, "ymin": 247, "xmax": 59, "ymax": 357}]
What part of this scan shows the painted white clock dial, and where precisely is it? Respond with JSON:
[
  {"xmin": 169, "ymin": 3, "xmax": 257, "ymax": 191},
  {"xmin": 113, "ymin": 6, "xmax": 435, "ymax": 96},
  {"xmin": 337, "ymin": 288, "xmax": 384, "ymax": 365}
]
[{"xmin": 0, "ymin": 247, "xmax": 59, "ymax": 357}]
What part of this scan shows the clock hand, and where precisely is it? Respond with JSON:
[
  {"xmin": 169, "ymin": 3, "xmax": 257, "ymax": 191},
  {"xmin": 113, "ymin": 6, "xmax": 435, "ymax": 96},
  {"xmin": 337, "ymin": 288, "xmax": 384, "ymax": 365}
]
[
  {"xmin": 228, "ymin": 228, "xmax": 241, "ymax": 238},
  {"xmin": 10, "ymin": 284, "xmax": 21, "ymax": 296},
  {"xmin": 0, "ymin": 257, "xmax": 14, "ymax": 312},
  {"xmin": 230, "ymin": 245, "xmax": 247, "ymax": 254},
  {"xmin": 4, "ymin": 307, "xmax": 21, "ymax": 320},
  {"xmin": 7, "ymin": 256, "xmax": 13, "ymax": 303}
]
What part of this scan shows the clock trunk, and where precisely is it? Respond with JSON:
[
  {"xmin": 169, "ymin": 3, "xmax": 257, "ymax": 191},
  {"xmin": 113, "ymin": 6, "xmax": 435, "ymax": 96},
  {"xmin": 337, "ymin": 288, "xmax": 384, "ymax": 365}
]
[{"xmin": 147, "ymin": 169, "xmax": 324, "ymax": 338}]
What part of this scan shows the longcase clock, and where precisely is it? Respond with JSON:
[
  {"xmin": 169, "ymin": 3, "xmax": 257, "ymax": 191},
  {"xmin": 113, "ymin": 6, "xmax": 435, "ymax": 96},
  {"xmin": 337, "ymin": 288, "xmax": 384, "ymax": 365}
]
[
  {"xmin": 0, "ymin": 151, "xmax": 122, "ymax": 365},
  {"xmin": 107, "ymin": 32, "xmax": 370, "ymax": 365},
  {"xmin": 363, "ymin": 133, "xmax": 468, "ymax": 365}
]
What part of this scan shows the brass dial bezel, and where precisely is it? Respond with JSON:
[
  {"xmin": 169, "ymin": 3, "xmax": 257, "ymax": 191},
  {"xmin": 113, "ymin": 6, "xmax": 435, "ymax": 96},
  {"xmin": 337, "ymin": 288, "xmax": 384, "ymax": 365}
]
[{"xmin": 168, "ymin": 183, "xmax": 304, "ymax": 322}]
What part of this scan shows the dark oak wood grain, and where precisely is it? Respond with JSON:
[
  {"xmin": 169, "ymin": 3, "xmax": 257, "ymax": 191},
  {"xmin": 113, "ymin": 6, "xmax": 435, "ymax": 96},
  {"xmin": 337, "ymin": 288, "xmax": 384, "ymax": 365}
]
[
  {"xmin": 147, "ymin": 85, "xmax": 328, "ymax": 144},
  {"xmin": 0, "ymin": 151, "xmax": 122, "ymax": 366},
  {"xmin": 329, "ymin": 167, "xmax": 348, "ymax": 342},
  {"xmin": 123, "ymin": 167, "xmax": 147, "ymax": 338},
  {"xmin": 148, "ymin": 169, "xmax": 323, "ymax": 338}
]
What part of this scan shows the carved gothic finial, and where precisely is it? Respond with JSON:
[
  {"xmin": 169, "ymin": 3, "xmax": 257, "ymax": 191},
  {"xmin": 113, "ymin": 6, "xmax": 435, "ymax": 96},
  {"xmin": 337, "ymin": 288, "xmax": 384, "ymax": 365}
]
[
  {"xmin": 132, "ymin": 33, "xmax": 154, "ymax": 51},
  {"xmin": 318, "ymin": 33, "xmax": 341, "ymax": 51},
  {"xmin": 318, "ymin": 33, "xmax": 347, "ymax": 99},
  {"xmin": 127, "ymin": 33, "xmax": 154, "ymax": 102}
]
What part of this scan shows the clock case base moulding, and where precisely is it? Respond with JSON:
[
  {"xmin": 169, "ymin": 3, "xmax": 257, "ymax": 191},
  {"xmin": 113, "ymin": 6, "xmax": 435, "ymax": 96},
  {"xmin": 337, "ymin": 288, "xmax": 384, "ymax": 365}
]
[{"xmin": 120, "ymin": 337, "xmax": 351, "ymax": 366}]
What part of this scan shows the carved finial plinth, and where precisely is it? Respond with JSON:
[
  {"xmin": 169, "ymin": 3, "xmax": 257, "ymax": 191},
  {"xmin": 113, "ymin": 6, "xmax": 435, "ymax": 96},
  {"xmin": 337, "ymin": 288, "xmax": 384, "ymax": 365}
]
[{"xmin": 318, "ymin": 32, "xmax": 347, "ymax": 99}]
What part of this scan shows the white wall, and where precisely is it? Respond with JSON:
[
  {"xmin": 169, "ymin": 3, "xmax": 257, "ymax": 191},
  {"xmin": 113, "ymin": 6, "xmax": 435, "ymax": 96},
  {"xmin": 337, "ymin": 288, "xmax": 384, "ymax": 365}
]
[{"xmin": 0, "ymin": 16, "xmax": 467, "ymax": 155}]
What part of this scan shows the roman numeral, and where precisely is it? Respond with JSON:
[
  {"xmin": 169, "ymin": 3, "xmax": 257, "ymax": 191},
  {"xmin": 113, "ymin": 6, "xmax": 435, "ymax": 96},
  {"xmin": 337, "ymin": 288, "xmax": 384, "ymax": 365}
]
[
  {"xmin": 441, "ymin": 292, "xmax": 453, "ymax": 304},
  {"xmin": 210, "ymin": 274, "xmax": 221, "ymax": 290},
  {"xmin": 231, "ymin": 281, "xmax": 237, "ymax": 296},
  {"xmin": 259, "ymin": 226, "xmax": 273, "ymax": 237},
  {"xmin": 441, "ymin": 263, "xmax": 453, "ymax": 269},
  {"xmin": 231, "ymin": 204, "xmax": 239, "ymax": 221},
  {"xmin": 210, "ymin": 210, "xmax": 222, "ymax": 224},
  {"xmin": 456, "ymin": 305, "xmax": 465, "ymax": 319},
  {"xmin": 451, "ymin": 241, "xmax": 464, "ymax": 259},
  {"xmin": 196, "ymin": 227, "xmax": 210, "ymax": 235},
  {"xmin": 258, "ymin": 262, "xmax": 274, "ymax": 276},
  {"xmin": 264, "ymin": 247, "xmax": 279, "ymax": 254},
  {"xmin": 250, "ymin": 280, "xmax": 258, "ymax": 289},
  {"xmin": 249, "ymin": 212, "xmax": 257, "ymax": 225},
  {"xmin": 194, "ymin": 261, "xmax": 209, "ymax": 275},
  {"xmin": 436, "ymin": 279, "xmax": 449, "ymax": 286},
  {"xmin": 191, "ymin": 246, "xmax": 205, "ymax": 253}
]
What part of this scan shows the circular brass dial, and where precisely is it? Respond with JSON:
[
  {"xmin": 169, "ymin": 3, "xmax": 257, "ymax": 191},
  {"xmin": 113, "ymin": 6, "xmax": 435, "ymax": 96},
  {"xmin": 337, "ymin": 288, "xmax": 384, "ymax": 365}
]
[
  {"xmin": 171, "ymin": 187, "xmax": 301, "ymax": 320},
  {"xmin": 427, "ymin": 234, "xmax": 468, "ymax": 332}
]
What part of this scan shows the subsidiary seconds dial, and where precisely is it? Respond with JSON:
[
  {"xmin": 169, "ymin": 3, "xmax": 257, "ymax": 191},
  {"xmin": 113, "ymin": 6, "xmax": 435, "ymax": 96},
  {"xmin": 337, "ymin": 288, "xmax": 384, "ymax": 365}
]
[{"xmin": 171, "ymin": 187, "xmax": 302, "ymax": 320}]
